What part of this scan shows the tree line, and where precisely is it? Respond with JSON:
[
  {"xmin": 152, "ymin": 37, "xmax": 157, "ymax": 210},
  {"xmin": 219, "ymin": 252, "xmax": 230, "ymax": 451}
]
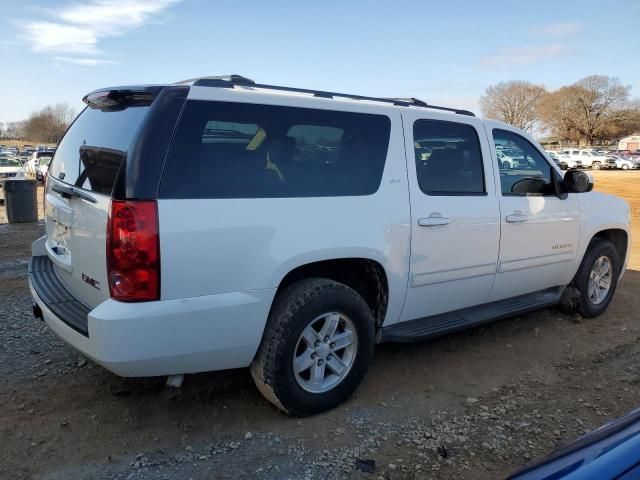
[
  {"xmin": 0, "ymin": 103, "xmax": 76, "ymax": 144},
  {"xmin": 480, "ymin": 75, "xmax": 640, "ymax": 145}
]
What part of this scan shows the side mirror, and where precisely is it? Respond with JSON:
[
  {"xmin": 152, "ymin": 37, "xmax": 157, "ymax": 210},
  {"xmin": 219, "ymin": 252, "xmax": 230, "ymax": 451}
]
[{"xmin": 564, "ymin": 170, "xmax": 594, "ymax": 193}]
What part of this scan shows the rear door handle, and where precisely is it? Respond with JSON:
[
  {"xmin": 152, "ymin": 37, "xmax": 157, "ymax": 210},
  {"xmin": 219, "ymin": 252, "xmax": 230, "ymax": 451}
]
[
  {"xmin": 506, "ymin": 212, "xmax": 529, "ymax": 223},
  {"xmin": 418, "ymin": 214, "xmax": 450, "ymax": 227}
]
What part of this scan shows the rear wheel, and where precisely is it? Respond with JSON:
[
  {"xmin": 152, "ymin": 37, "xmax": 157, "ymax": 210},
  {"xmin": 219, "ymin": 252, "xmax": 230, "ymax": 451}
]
[
  {"xmin": 560, "ymin": 239, "xmax": 619, "ymax": 318},
  {"xmin": 622, "ymin": 163, "xmax": 629, "ymax": 170},
  {"xmin": 592, "ymin": 162, "xmax": 601, "ymax": 170},
  {"xmin": 251, "ymin": 278, "xmax": 375, "ymax": 416}
]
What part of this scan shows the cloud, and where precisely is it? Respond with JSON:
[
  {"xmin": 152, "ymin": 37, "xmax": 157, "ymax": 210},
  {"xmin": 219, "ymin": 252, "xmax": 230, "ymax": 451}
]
[
  {"xmin": 23, "ymin": 22, "xmax": 99, "ymax": 54},
  {"xmin": 479, "ymin": 44, "xmax": 573, "ymax": 67},
  {"xmin": 19, "ymin": 0, "xmax": 181, "ymax": 56},
  {"xmin": 54, "ymin": 56, "xmax": 118, "ymax": 66},
  {"xmin": 536, "ymin": 21, "xmax": 584, "ymax": 36}
]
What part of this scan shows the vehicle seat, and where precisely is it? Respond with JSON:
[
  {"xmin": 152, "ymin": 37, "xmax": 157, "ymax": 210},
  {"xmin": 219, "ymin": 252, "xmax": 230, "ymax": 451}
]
[
  {"xmin": 420, "ymin": 148, "xmax": 468, "ymax": 193},
  {"xmin": 267, "ymin": 136, "xmax": 295, "ymax": 182}
]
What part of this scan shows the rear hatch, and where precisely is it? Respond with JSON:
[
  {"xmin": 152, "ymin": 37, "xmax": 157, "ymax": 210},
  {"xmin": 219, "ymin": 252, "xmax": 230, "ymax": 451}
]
[{"xmin": 44, "ymin": 94, "xmax": 154, "ymax": 308}]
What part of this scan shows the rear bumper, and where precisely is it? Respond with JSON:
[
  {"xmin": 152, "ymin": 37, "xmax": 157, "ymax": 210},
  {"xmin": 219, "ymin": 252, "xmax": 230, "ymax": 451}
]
[{"xmin": 29, "ymin": 254, "xmax": 275, "ymax": 377}]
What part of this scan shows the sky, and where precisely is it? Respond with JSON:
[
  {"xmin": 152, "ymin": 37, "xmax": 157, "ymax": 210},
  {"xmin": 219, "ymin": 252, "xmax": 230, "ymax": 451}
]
[{"xmin": 0, "ymin": 0, "xmax": 638, "ymax": 123}]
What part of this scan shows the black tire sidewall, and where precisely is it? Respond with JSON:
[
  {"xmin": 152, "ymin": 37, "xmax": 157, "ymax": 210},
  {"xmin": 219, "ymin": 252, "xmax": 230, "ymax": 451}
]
[
  {"xmin": 271, "ymin": 281, "xmax": 375, "ymax": 416},
  {"xmin": 576, "ymin": 240, "xmax": 619, "ymax": 317}
]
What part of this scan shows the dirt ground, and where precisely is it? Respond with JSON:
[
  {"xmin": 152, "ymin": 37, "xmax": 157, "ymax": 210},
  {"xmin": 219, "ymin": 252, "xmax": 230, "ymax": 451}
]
[{"xmin": 1, "ymin": 171, "xmax": 639, "ymax": 480}]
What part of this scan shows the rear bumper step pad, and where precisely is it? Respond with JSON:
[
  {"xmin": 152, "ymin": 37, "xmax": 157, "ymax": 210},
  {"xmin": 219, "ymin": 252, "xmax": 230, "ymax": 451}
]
[{"xmin": 29, "ymin": 256, "xmax": 90, "ymax": 336}]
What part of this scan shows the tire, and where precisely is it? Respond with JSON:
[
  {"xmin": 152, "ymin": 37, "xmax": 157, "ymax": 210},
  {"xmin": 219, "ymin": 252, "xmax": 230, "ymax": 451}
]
[
  {"xmin": 560, "ymin": 238, "xmax": 619, "ymax": 318},
  {"xmin": 622, "ymin": 164, "xmax": 629, "ymax": 170},
  {"xmin": 250, "ymin": 278, "xmax": 375, "ymax": 416},
  {"xmin": 501, "ymin": 161, "xmax": 510, "ymax": 170},
  {"xmin": 560, "ymin": 162, "xmax": 568, "ymax": 170},
  {"xmin": 592, "ymin": 162, "xmax": 601, "ymax": 170}
]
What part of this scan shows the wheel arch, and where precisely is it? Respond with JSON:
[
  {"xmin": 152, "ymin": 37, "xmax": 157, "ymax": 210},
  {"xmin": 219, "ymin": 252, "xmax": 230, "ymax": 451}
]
[
  {"xmin": 589, "ymin": 228, "xmax": 629, "ymax": 275},
  {"xmin": 274, "ymin": 257, "xmax": 390, "ymax": 331}
]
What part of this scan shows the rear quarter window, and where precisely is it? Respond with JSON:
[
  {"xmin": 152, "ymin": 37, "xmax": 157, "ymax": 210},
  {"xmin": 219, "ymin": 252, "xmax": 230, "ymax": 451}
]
[
  {"xmin": 49, "ymin": 106, "xmax": 150, "ymax": 195},
  {"xmin": 159, "ymin": 101, "xmax": 391, "ymax": 198}
]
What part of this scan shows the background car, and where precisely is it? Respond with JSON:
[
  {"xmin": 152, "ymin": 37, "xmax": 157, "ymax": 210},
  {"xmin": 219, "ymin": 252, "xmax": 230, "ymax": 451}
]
[
  {"xmin": 497, "ymin": 149, "xmax": 517, "ymax": 168},
  {"xmin": 0, "ymin": 154, "xmax": 26, "ymax": 185},
  {"xmin": 556, "ymin": 152, "xmax": 581, "ymax": 169},
  {"xmin": 26, "ymin": 151, "xmax": 53, "ymax": 178},
  {"xmin": 608, "ymin": 155, "xmax": 636, "ymax": 170},
  {"xmin": 35, "ymin": 155, "xmax": 53, "ymax": 181}
]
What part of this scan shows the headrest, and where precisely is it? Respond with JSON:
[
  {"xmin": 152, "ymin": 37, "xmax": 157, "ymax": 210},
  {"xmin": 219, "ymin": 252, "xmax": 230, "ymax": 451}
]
[{"xmin": 268, "ymin": 136, "xmax": 295, "ymax": 164}]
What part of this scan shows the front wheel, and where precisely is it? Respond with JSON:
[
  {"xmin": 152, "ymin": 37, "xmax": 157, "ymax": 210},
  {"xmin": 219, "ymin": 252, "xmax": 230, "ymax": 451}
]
[
  {"xmin": 622, "ymin": 164, "xmax": 629, "ymax": 170},
  {"xmin": 592, "ymin": 162, "xmax": 601, "ymax": 170},
  {"xmin": 561, "ymin": 239, "xmax": 619, "ymax": 318},
  {"xmin": 251, "ymin": 278, "xmax": 375, "ymax": 416}
]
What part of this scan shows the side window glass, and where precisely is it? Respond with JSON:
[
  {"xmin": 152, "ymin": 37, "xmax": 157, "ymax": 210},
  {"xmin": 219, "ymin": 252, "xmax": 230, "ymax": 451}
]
[
  {"xmin": 160, "ymin": 101, "xmax": 391, "ymax": 198},
  {"xmin": 413, "ymin": 120, "xmax": 485, "ymax": 195},
  {"xmin": 287, "ymin": 125, "xmax": 343, "ymax": 165},
  {"xmin": 493, "ymin": 129, "xmax": 554, "ymax": 196}
]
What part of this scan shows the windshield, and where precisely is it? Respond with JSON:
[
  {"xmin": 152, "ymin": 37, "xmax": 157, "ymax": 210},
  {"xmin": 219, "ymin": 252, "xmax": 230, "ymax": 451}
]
[{"xmin": 0, "ymin": 157, "xmax": 21, "ymax": 167}]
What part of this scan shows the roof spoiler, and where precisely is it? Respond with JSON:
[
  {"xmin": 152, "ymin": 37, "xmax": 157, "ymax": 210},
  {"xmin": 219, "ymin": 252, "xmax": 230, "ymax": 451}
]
[{"xmin": 82, "ymin": 86, "xmax": 165, "ymax": 111}]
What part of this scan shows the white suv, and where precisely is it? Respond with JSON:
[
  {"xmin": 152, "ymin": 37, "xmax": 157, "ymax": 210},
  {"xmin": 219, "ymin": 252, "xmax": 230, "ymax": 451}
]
[
  {"xmin": 30, "ymin": 76, "xmax": 631, "ymax": 416},
  {"xmin": 561, "ymin": 149, "xmax": 611, "ymax": 169}
]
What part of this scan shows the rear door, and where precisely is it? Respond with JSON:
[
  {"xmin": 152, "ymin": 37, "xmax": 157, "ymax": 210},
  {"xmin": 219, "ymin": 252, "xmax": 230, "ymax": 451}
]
[
  {"xmin": 45, "ymin": 104, "xmax": 152, "ymax": 308},
  {"xmin": 399, "ymin": 111, "xmax": 500, "ymax": 321}
]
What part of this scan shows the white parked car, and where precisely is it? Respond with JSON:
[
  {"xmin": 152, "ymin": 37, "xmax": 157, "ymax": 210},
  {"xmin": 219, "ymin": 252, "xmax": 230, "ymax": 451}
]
[
  {"xmin": 608, "ymin": 155, "xmax": 636, "ymax": 170},
  {"xmin": 30, "ymin": 76, "xmax": 631, "ymax": 415},
  {"xmin": 555, "ymin": 152, "xmax": 582, "ymax": 170},
  {"xmin": 26, "ymin": 151, "xmax": 54, "ymax": 178},
  {"xmin": 496, "ymin": 149, "xmax": 517, "ymax": 169},
  {"xmin": 0, "ymin": 155, "xmax": 26, "ymax": 184},
  {"xmin": 35, "ymin": 155, "xmax": 53, "ymax": 181}
]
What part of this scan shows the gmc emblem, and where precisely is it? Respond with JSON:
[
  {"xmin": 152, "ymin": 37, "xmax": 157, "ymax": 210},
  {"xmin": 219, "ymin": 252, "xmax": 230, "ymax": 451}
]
[{"xmin": 82, "ymin": 273, "xmax": 100, "ymax": 290}]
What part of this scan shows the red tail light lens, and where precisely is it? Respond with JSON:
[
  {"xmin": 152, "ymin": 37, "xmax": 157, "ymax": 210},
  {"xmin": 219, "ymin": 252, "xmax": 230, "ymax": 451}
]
[{"xmin": 107, "ymin": 200, "xmax": 160, "ymax": 302}]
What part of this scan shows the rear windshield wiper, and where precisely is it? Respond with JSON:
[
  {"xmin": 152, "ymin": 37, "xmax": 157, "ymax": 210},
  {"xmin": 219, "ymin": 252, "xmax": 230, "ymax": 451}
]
[{"xmin": 51, "ymin": 181, "xmax": 97, "ymax": 203}]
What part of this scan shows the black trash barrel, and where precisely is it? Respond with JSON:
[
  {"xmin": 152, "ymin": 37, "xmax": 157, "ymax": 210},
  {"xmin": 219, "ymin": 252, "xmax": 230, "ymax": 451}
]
[{"xmin": 4, "ymin": 180, "xmax": 38, "ymax": 223}]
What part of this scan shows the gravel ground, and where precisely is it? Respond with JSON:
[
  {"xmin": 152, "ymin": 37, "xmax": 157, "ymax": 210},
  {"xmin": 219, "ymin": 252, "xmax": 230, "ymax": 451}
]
[{"xmin": 1, "ymin": 172, "xmax": 639, "ymax": 480}]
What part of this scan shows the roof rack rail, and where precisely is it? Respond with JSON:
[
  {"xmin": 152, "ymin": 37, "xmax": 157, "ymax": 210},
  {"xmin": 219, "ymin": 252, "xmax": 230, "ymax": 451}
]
[
  {"xmin": 175, "ymin": 75, "xmax": 255, "ymax": 86},
  {"xmin": 179, "ymin": 75, "xmax": 475, "ymax": 117}
]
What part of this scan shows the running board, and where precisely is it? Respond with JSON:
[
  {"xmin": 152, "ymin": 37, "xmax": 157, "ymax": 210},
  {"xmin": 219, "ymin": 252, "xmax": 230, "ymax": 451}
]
[{"xmin": 382, "ymin": 287, "xmax": 564, "ymax": 343}]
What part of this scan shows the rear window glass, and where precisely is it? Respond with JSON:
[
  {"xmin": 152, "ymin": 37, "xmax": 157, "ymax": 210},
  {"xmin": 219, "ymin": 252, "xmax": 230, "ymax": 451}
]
[
  {"xmin": 160, "ymin": 101, "xmax": 391, "ymax": 198},
  {"xmin": 49, "ymin": 106, "xmax": 150, "ymax": 194}
]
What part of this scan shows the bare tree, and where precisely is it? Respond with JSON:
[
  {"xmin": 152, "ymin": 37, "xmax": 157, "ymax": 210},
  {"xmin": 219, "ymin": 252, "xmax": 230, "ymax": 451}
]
[
  {"xmin": 539, "ymin": 75, "xmax": 631, "ymax": 145},
  {"xmin": 4, "ymin": 121, "xmax": 26, "ymax": 140},
  {"xmin": 480, "ymin": 80, "xmax": 547, "ymax": 132},
  {"xmin": 572, "ymin": 75, "xmax": 630, "ymax": 144},
  {"xmin": 538, "ymin": 85, "xmax": 584, "ymax": 143},
  {"xmin": 24, "ymin": 102, "xmax": 76, "ymax": 143}
]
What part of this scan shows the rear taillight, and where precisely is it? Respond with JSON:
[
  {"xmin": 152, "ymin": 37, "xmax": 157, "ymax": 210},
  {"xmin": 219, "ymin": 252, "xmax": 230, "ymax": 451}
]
[{"xmin": 107, "ymin": 200, "xmax": 160, "ymax": 302}]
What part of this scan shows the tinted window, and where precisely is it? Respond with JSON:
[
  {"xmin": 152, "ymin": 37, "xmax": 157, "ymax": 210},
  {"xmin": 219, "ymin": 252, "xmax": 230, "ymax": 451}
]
[
  {"xmin": 0, "ymin": 157, "xmax": 20, "ymax": 167},
  {"xmin": 493, "ymin": 129, "xmax": 554, "ymax": 196},
  {"xmin": 49, "ymin": 106, "xmax": 150, "ymax": 194},
  {"xmin": 160, "ymin": 101, "xmax": 391, "ymax": 198},
  {"xmin": 413, "ymin": 120, "xmax": 485, "ymax": 195}
]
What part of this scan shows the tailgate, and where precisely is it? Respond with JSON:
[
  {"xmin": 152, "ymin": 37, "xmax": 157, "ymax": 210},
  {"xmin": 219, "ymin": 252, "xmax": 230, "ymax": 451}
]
[{"xmin": 44, "ymin": 185, "xmax": 111, "ymax": 308}]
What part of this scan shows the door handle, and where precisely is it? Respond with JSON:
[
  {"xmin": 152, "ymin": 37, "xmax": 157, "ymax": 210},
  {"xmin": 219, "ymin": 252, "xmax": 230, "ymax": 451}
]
[
  {"xmin": 506, "ymin": 212, "xmax": 529, "ymax": 223},
  {"xmin": 418, "ymin": 214, "xmax": 450, "ymax": 227}
]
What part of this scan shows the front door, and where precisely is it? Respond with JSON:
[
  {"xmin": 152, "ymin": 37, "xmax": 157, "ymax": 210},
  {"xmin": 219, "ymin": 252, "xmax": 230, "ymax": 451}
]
[
  {"xmin": 486, "ymin": 127, "xmax": 580, "ymax": 302},
  {"xmin": 400, "ymin": 113, "xmax": 500, "ymax": 322}
]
